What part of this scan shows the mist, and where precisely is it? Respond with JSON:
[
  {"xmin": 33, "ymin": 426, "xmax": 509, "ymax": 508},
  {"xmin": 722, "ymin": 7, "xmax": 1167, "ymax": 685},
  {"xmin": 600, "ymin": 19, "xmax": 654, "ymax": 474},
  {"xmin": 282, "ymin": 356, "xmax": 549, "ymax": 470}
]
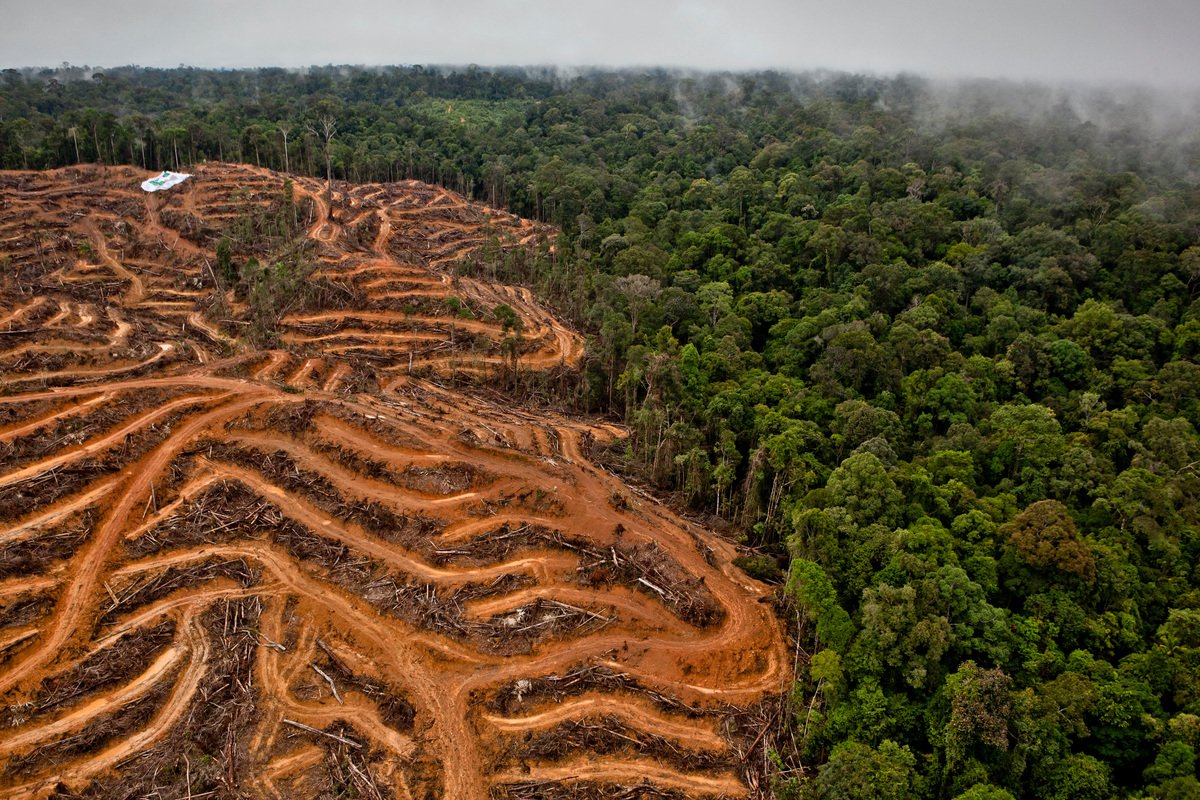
[{"xmin": 3, "ymin": 0, "xmax": 1200, "ymax": 89}]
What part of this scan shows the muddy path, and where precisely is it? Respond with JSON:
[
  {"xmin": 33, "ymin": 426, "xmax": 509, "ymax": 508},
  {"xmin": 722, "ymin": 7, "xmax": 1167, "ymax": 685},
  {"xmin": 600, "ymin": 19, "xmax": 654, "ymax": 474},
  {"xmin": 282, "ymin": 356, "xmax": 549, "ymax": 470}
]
[{"xmin": 0, "ymin": 164, "xmax": 788, "ymax": 800}]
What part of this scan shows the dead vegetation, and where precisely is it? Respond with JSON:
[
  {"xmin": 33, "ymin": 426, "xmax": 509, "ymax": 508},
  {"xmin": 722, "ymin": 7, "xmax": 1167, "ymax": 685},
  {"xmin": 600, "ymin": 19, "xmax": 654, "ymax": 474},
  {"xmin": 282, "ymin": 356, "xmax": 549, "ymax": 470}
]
[
  {"xmin": 510, "ymin": 715, "xmax": 733, "ymax": 771},
  {"xmin": 0, "ymin": 164, "xmax": 784, "ymax": 800},
  {"xmin": 492, "ymin": 782, "xmax": 694, "ymax": 800},
  {"xmin": 0, "ymin": 404, "xmax": 201, "ymax": 524},
  {"xmin": 487, "ymin": 665, "xmax": 708, "ymax": 718},
  {"xmin": 100, "ymin": 559, "xmax": 260, "ymax": 626},
  {"xmin": 0, "ymin": 510, "xmax": 94, "ymax": 581},
  {"xmin": 0, "ymin": 461, "xmax": 113, "ymax": 524},
  {"xmin": 312, "ymin": 639, "xmax": 416, "ymax": 732},
  {"xmin": 124, "ymin": 480, "xmax": 281, "ymax": 557},
  {"xmin": 312, "ymin": 733, "xmax": 394, "ymax": 800},
  {"xmin": 4, "ymin": 669, "xmax": 178, "ymax": 782},
  {"xmin": 0, "ymin": 387, "xmax": 180, "ymax": 471},
  {"xmin": 1, "ymin": 621, "xmax": 175, "ymax": 729},
  {"xmin": 576, "ymin": 539, "xmax": 723, "ymax": 628},
  {"xmin": 0, "ymin": 594, "xmax": 54, "ymax": 633},
  {"xmin": 433, "ymin": 522, "xmax": 723, "ymax": 628},
  {"xmin": 201, "ymin": 440, "xmax": 444, "ymax": 547},
  {"xmin": 45, "ymin": 598, "xmax": 262, "ymax": 800}
]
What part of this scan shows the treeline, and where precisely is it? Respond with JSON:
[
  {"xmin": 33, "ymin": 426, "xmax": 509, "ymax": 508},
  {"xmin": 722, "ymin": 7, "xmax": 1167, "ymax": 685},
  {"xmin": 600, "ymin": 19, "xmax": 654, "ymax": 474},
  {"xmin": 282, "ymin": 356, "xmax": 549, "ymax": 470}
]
[{"xmin": 6, "ymin": 63, "xmax": 1200, "ymax": 799}]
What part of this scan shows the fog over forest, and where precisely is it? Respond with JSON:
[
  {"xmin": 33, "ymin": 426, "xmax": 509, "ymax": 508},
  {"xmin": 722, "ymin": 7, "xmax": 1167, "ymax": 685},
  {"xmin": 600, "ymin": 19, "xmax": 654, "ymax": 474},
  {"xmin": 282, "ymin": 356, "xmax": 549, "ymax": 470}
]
[{"xmin": 2, "ymin": 0, "xmax": 1200, "ymax": 87}]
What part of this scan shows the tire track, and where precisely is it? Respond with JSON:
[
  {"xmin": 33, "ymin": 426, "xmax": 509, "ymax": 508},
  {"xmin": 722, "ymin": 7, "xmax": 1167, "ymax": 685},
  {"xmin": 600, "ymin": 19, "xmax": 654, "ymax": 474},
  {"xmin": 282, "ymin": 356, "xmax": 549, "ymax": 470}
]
[{"xmin": 0, "ymin": 164, "xmax": 787, "ymax": 799}]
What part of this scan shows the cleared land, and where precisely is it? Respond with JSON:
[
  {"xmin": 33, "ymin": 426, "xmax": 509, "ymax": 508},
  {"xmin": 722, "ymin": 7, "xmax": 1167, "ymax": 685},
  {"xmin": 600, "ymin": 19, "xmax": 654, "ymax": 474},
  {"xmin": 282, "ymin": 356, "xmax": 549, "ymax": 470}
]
[{"xmin": 0, "ymin": 164, "xmax": 788, "ymax": 799}]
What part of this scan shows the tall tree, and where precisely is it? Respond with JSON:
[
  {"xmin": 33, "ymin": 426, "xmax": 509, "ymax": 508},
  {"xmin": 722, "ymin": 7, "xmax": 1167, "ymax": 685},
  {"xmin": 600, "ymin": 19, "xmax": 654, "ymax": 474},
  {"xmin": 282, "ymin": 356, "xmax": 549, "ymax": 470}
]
[
  {"xmin": 306, "ymin": 114, "xmax": 336, "ymax": 204},
  {"xmin": 278, "ymin": 122, "xmax": 291, "ymax": 173}
]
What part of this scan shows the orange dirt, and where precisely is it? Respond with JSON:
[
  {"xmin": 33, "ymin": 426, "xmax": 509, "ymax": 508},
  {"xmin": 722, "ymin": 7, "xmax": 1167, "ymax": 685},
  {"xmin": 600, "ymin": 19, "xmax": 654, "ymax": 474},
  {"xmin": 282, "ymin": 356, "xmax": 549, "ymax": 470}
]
[{"xmin": 0, "ymin": 164, "xmax": 788, "ymax": 799}]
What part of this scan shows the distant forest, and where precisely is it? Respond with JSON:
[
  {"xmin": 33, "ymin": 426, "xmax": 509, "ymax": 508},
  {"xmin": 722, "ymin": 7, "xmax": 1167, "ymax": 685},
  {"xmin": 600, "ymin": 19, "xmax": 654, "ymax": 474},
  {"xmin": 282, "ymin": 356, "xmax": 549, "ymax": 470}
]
[{"xmin": 4, "ymin": 64, "xmax": 1200, "ymax": 800}]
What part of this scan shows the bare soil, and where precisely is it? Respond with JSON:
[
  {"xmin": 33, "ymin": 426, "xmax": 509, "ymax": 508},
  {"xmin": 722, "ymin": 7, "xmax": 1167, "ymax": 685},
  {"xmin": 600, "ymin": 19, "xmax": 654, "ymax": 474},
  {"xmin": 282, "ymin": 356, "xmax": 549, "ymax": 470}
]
[{"xmin": 0, "ymin": 164, "xmax": 788, "ymax": 799}]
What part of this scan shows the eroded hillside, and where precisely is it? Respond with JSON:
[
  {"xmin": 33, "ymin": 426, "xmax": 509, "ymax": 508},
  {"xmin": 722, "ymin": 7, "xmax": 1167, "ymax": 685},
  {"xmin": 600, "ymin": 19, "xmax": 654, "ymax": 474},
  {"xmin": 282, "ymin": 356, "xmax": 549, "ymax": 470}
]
[{"xmin": 0, "ymin": 164, "xmax": 787, "ymax": 800}]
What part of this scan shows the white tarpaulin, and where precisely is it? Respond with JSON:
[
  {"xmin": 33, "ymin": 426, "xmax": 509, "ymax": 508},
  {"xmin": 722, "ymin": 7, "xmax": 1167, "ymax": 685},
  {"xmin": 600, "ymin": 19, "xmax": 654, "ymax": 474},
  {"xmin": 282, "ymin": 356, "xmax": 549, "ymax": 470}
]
[{"xmin": 140, "ymin": 171, "xmax": 192, "ymax": 192}]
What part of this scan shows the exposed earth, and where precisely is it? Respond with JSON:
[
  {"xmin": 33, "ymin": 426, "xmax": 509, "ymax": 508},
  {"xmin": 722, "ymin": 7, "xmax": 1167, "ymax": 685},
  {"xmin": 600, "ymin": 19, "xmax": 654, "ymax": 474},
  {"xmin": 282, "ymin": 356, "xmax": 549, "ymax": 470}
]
[{"xmin": 0, "ymin": 164, "xmax": 788, "ymax": 799}]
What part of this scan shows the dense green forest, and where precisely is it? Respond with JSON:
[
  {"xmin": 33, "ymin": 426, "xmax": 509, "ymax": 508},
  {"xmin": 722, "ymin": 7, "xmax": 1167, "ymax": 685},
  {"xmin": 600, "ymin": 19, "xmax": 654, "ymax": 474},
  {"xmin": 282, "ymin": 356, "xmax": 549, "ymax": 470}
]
[{"xmin": 4, "ymin": 64, "xmax": 1200, "ymax": 799}]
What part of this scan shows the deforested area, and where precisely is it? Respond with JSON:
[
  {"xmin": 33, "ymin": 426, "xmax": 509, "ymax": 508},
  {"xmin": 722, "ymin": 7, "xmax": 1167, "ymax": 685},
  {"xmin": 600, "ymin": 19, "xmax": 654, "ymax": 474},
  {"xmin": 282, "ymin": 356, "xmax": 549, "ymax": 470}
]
[
  {"xmin": 2, "ymin": 39, "xmax": 1200, "ymax": 800},
  {"xmin": 0, "ymin": 160, "xmax": 785, "ymax": 799}
]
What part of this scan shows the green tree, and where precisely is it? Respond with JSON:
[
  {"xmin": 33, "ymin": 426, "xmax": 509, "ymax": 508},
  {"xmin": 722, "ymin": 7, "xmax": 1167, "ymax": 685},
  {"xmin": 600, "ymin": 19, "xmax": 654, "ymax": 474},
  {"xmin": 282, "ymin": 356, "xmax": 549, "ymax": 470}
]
[
  {"xmin": 805, "ymin": 740, "xmax": 918, "ymax": 800},
  {"xmin": 1003, "ymin": 500, "xmax": 1096, "ymax": 583},
  {"xmin": 825, "ymin": 452, "xmax": 903, "ymax": 528}
]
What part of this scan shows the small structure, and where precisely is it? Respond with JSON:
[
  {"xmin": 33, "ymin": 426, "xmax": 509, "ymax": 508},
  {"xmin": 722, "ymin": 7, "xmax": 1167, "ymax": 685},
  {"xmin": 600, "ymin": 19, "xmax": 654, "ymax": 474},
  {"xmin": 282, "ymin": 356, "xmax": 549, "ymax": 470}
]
[{"xmin": 140, "ymin": 170, "xmax": 192, "ymax": 192}]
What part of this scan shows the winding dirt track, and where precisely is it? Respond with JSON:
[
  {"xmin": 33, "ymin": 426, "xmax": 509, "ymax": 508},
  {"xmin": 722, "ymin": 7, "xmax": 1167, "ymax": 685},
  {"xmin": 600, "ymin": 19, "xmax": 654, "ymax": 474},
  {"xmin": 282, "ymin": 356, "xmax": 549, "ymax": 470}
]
[{"xmin": 0, "ymin": 164, "xmax": 788, "ymax": 800}]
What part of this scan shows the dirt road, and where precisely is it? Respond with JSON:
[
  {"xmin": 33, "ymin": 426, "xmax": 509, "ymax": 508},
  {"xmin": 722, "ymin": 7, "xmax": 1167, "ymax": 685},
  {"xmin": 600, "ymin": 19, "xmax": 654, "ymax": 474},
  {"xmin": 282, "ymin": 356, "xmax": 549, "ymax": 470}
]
[{"xmin": 0, "ymin": 164, "xmax": 788, "ymax": 799}]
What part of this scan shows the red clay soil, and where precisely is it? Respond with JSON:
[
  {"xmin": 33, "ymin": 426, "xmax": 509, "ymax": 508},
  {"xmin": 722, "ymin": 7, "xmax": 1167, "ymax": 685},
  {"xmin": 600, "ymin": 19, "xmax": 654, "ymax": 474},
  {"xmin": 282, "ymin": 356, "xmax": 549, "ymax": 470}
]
[{"xmin": 0, "ymin": 164, "xmax": 788, "ymax": 800}]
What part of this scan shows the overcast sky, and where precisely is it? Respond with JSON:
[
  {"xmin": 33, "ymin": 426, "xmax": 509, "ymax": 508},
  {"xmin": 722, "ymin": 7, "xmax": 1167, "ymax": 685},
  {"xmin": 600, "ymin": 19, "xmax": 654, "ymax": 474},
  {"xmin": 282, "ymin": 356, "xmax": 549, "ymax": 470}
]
[{"xmin": 2, "ymin": 0, "xmax": 1198, "ymax": 87}]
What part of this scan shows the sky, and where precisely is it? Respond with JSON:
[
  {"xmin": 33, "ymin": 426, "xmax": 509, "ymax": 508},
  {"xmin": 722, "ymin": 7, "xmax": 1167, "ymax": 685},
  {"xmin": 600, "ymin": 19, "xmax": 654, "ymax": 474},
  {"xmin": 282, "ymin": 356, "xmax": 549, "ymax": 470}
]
[{"xmin": 2, "ymin": 0, "xmax": 1199, "ymax": 87}]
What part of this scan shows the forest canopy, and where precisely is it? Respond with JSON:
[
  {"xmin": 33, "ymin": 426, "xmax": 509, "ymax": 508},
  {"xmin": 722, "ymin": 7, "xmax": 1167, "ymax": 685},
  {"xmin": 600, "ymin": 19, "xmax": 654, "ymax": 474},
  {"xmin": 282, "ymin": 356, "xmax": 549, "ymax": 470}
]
[{"xmin": 4, "ymin": 63, "xmax": 1200, "ymax": 799}]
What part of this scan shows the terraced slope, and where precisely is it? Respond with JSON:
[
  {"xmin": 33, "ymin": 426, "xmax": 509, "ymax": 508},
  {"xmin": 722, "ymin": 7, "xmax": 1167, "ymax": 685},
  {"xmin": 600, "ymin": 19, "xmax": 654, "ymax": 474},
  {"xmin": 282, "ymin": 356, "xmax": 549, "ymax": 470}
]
[{"xmin": 0, "ymin": 164, "xmax": 788, "ymax": 800}]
